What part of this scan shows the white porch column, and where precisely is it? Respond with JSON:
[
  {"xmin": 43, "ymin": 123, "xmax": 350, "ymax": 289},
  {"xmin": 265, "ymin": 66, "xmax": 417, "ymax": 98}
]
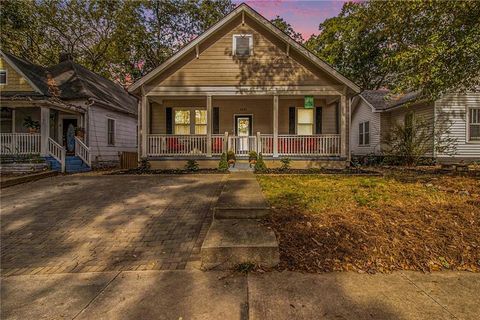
[
  {"xmin": 340, "ymin": 94, "xmax": 347, "ymax": 158},
  {"xmin": 40, "ymin": 107, "xmax": 50, "ymax": 156},
  {"xmin": 140, "ymin": 87, "xmax": 148, "ymax": 158},
  {"xmin": 206, "ymin": 95, "xmax": 212, "ymax": 157},
  {"xmin": 273, "ymin": 95, "xmax": 279, "ymax": 158}
]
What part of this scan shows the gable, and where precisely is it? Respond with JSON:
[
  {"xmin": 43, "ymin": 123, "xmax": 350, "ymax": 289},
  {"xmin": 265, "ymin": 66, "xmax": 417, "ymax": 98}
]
[
  {"xmin": 148, "ymin": 15, "xmax": 342, "ymax": 90},
  {"xmin": 0, "ymin": 57, "xmax": 36, "ymax": 92}
]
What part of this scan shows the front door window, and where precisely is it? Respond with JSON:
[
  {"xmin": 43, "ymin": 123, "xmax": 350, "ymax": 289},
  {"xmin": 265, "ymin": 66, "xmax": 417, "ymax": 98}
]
[{"xmin": 236, "ymin": 116, "xmax": 251, "ymax": 153}]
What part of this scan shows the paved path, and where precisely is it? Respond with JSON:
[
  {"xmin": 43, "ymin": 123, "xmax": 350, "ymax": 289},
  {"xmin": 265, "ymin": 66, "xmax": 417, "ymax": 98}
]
[
  {"xmin": 1, "ymin": 175, "xmax": 226, "ymax": 275},
  {"xmin": 1, "ymin": 270, "xmax": 478, "ymax": 319}
]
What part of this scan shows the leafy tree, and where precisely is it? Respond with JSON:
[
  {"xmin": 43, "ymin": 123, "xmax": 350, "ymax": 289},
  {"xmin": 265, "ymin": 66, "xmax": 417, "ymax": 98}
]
[{"xmin": 270, "ymin": 15, "xmax": 304, "ymax": 43}]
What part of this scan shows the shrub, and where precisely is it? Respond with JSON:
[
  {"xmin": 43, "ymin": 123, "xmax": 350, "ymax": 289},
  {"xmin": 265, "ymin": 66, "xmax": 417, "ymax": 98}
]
[
  {"xmin": 138, "ymin": 157, "xmax": 151, "ymax": 172},
  {"xmin": 280, "ymin": 157, "xmax": 291, "ymax": 171},
  {"xmin": 227, "ymin": 150, "xmax": 236, "ymax": 161},
  {"xmin": 248, "ymin": 150, "xmax": 258, "ymax": 161},
  {"xmin": 185, "ymin": 159, "xmax": 199, "ymax": 171},
  {"xmin": 218, "ymin": 152, "xmax": 228, "ymax": 172},
  {"xmin": 254, "ymin": 153, "xmax": 267, "ymax": 173}
]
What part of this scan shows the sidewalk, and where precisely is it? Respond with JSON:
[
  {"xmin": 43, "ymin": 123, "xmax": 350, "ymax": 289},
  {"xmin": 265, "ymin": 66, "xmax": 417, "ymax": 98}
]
[{"xmin": 2, "ymin": 270, "xmax": 478, "ymax": 320}]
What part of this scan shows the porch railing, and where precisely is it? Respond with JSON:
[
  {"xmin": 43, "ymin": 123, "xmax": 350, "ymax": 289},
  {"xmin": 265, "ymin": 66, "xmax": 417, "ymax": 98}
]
[
  {"xmin": 74, "ymin": 136, "xmax": 91, "ymax": 166},
  {"xmin": 146, "ymin": 133, "xmax": 341, "ymax": 158},
  {"xmin": 48, "ymin": 137, "xmax": 66, "ymax": 173},
  {"xmin": 0, "ymin": 133, "xmax": 41, "ymax": 155}
]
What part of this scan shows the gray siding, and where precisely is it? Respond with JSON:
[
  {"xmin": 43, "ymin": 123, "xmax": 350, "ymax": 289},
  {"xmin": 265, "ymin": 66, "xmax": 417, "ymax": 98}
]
[
  {"xmin": 435, "ymin": 92, "xmax": 480, "ymax": 161},
  {"xmin": 350, "ymin": 99, "xmax": 381, "ymax": 155},
  {"xmin": 88, "ymin": 105, "xmax": 137, "ymax": 163}
]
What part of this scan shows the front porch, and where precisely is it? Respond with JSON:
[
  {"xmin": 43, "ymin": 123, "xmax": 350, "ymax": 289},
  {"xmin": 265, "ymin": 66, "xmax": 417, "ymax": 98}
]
[
  {"xmin": 141, "ymin": 94, "xmax": 348, "ymax": 162},
  {"xmin": 0, "ymin": 102, "xmax": 91, "ymax": 172}
]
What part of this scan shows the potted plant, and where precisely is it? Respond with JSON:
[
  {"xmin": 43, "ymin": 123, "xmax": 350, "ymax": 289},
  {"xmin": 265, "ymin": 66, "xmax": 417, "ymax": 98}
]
[
  {"xmin": 75, "ymin": 127, "xmax": 85, "ymax": 138},
  {"xmin": 227, "ymin": 150, "xmax": 236, "ymax": 167},
  {"xmin": 23, "ymin": 116, "xmax": 40, "ymax": 133},
  {"xmin": 248, "ymin": 150, "xmax": 258, "ymax": 167}
]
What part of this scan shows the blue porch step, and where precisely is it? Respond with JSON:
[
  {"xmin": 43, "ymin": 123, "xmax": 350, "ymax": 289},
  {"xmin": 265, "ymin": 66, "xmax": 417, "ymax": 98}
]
[{"xmin": 44, "ymin": 155, "xmax": 91, "ymax": 173}]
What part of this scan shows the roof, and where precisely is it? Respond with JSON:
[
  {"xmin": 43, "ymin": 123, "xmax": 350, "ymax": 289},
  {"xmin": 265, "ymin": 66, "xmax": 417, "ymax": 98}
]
[
  {"xmin": 129, "ymin": 3, "xmax": 361, "ymax": 94},
  {"xmin": 360, "ymin": 89, "xmax": 422, "ymax": 111},
  {"xmin": 1, "ymin": 51, "xmax": 137, "ymax": 115}
]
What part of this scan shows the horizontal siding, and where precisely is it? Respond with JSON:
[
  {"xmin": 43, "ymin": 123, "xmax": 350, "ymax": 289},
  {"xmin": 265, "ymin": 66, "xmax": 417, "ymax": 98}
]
[
  {"xmin": 88, "ymin": 105, "xmax": 137, "ymax": 162},
  {"xmin": 435, "ymin": 92, "xmax": 480, "ymax": 159},
  {"xmin": 150, "ymin": 15, "xmax": 340, "ymax": 88},
  {"xmin": 350, "ymin": 100, "xmax": 381, "ymax": 155},
  {"xmin": 0, "ymin": 57, "xmax": 36, "ymax": 92}
]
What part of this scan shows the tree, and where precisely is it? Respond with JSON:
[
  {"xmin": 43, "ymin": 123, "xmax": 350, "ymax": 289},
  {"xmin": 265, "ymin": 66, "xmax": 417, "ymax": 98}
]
[
  {"xmin": 306, "ymin": 1, "xmax": 480, "ymax": 99},
  {"xmin": 270, "ymin": 15, "xmax": 304, "ymax": 43}
]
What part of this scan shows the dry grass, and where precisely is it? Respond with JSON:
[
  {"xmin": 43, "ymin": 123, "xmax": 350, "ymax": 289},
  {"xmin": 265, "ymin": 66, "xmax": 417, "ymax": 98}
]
[{"xmin": 257, "ymin": 170, "xmax": 480, "ymax": 273}]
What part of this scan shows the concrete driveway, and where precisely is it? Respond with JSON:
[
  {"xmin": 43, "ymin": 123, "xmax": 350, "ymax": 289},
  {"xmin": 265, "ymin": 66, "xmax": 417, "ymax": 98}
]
[{"xmin": 0, "ymin": 174, "xmax": 226, "ymax": 275}]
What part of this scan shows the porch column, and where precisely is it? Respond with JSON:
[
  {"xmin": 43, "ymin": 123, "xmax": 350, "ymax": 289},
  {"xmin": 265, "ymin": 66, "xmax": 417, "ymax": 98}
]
[
  {"xmin": 140, "ymin": 87, "xmax": 148, "ymax": 158},
  {"xmin": 40, "ymin": 107, "xmax": 50, "ymax": 156},
  {"xmin": 273, "ymin": 95, "xmax": 279, "ymax": 158},
  {"xmin": 206, "ymin": 95, "xmax": 212, "ymax": 157},
  {"xmin": 340, "ymin": 93, "xmax": 347, "ymax": 158},
  {"xmin": 11, "ymin": 108, "xmax": 16, "ymax": 133}
]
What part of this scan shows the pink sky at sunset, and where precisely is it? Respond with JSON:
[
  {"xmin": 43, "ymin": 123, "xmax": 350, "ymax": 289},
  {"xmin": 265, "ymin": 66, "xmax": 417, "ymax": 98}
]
[{"xmin": 234, "ymin": 0, "xmax": 350, "ymax": 40}]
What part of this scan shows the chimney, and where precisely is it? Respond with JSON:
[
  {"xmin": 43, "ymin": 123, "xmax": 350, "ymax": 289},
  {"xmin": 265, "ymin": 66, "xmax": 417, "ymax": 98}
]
[{"xmin": 59, "ymin": 52, "xmax": 73, "ymax": 63}]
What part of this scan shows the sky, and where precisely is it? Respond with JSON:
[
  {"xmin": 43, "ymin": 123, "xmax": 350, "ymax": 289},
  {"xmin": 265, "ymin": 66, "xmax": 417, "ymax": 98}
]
[{"xmin": 233, "ymin": 0, "xmax": 349, "ymax": 40}]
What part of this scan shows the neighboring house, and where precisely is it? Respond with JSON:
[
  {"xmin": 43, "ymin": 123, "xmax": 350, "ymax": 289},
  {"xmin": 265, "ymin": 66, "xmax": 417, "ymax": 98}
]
[
  {"xmin": 351, "ymin": 89, "xmax": 480, "ymax": 163},
  {"xmin": 0, "ymin": 51, "xmax": 137, "ymax": 172},
  {"xmin": 129, "ymin": 3, "xmax": 360, "ymax": 169}
]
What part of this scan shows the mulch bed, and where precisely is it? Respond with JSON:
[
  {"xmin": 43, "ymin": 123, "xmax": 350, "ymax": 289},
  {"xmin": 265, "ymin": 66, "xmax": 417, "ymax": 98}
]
[
  {"xmin": 109, "ymin": 168, "xmax": 227, "ymax": 175},
  {"xmin": 259, "ymin": 172, "xmax": 480, "ymax": 273}
]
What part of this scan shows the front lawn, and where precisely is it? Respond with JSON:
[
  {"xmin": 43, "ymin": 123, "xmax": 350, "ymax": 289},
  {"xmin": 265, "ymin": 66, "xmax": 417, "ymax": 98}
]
[{"xmin": 257, "ymin": 170, "xmax": 480, "ymax": 273}]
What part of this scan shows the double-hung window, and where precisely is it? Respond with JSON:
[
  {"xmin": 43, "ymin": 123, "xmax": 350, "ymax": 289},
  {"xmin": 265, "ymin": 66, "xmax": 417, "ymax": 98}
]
[
  {"xmin": 107, "ymin": 118, "xmax": 115, "ymax": 146},
  {"xmin": 297, "ymin": 109, "xmax": 314, "ymax": 135},
  {"xmin": 174, "ymin": 109, "xmax": 207, "ymax": 135},
  {"xmin": 359, "ymin": 121, "xmax": 370, "ymax": 146},
  {"xmin": 233, "ymin": 34, "xmax": 253, "ymax": 56},
  {"xmin": 469, "ymin": 107, "xmax": 480, "ymax": 141},
  {"xmin": 174, "ymin": 110, "xmax": 191, "ymax": 135}
]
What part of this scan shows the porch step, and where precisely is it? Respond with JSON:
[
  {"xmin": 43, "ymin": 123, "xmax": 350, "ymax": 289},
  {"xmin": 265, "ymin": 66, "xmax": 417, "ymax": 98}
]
[
  {"xmin": 45, "ymin": 156, "xmax": 91, "ymax": 173},
  {"xmin": 228, "ymin": 161, "xmax": 253, "ymax": 172},
  {"xmin": 201, "ymin": 219, "xmax": 280, "ymax": 270}
]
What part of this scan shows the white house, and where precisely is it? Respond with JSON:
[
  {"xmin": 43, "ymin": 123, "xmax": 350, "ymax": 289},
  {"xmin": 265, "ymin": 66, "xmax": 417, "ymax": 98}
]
[
  {"xmin": 351, "ymin": 89, "xmax": 480, "ymax": 163},
  {"xmin": 0, "ymin": 51, "xmax": 137, "ymax": 172}
]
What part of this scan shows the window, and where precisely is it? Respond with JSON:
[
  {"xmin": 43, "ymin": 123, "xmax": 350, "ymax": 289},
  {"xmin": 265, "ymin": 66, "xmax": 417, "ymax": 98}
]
[
  {"xmin": 174, "ymin": 110, "xmax": 190, "ymax": 134},
  {"xmin": 405, "ymin": 112, "xmax": 414, "ymax": 129},
  {"xmin": 233, "ymin": 34, "xmax": 253, "ymax": 56},
  {"xmin": 0, "ymin": 70, "xmax": 6, "ymax": 84},
  {"xmin": 359, "ymin": 121, "xmax": 370, "ymax": 145},
  {"xmin": 195, "ymin": 110, "xmax": 207, "ymax": 134},
  {"xmin": 107, "ymin": 118, "xmax": 115, "ymax": 145},
  {"xmin": 469, "ymin": 107, "xmax": 480, "ymax": 141},
  {"xmin": 297, "ymin": 108, "xmax": 314, "ymax": 135}
]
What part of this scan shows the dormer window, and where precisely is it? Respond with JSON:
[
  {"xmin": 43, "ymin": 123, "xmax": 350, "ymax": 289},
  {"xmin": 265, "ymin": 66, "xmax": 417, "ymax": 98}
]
[{"xmin": 233, "ymin": 34, "xmax": 253, "ymax": 56}]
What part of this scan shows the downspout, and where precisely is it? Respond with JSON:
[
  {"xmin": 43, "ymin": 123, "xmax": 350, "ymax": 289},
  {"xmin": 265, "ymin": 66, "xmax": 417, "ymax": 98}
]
[{"xmin": 349, "ymin": 92, "xmax": 362, "ymax": 164}]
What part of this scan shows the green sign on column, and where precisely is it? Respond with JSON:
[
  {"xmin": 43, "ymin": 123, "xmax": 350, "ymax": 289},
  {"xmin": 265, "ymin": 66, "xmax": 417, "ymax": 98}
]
[{"xmin": 304, "ymin": 95, "xmax": 314, "ymax": 109}]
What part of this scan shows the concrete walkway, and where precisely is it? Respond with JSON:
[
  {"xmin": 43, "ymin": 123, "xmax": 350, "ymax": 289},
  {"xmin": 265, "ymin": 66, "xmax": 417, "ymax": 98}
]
[{"xmin": 1, "ymin": 270, "xmax": 478, "ymax": 319}]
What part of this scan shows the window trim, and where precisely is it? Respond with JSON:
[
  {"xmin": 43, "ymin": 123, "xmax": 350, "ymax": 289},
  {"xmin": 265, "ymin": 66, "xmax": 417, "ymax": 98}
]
[
  {"xmin": 106, "ymin": 117, "xmax": 116, "ymax": 146},
  {"xmin": 296, "ymin": 107, "xmax": 315, "ymax": 135},
  {"xmin": 0, "ymin": 69, "xmax": 7, "ymax": 85},
  {"xmin": 232, "ymin": 34, "xmax": 253, "ymax": 57},
  {"xmin": 358, "ymin": 121, "xmax": 370, "ymax": 146},
  {"xmin": 467, "ymin": 106, "xmax": 480, "ymax": 143},
  {"xmin": 173, "ymin": 107, "xmax": 207, "ymax": 135}
]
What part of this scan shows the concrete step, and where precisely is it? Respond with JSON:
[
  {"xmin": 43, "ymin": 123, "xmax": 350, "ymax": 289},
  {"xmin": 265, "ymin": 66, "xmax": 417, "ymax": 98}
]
[
  {"xmin": 201, "ymin": 219, "xmax": 280, "ymax": 270},
  {"xmin": 228, "ymin": 161, "xmax": 254, "ymax": 172}
]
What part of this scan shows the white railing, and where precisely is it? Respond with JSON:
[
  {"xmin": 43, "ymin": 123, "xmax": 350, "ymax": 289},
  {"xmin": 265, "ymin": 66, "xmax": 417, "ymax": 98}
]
[
  {"xmin": 147, "ymin": 134, "xmax": 208, "ymax": 156},
  {"xmin": 146, "ymin": 134, "xmax": 341, "ymax": 157},
  {"xmin": 0, "ymin": 133, "xmax": 41, "ymax": 155},
  {"xmin": 228, "ymin": 135, "xmax": 257, "ymax": 157},
  {"xmin": 259, "ymin": 134, "xmax": 274, "ymax": 156},
  {"xmin": 278, "ymin": 134, "xmax": 341, "ymax": 156},
  {"xmin": 48, "ymin": 137, "xmax": 66, "ymax": 172},
  {"xmin": 74, "ymin": 136, "xmax": 91, "ymax": 166}
]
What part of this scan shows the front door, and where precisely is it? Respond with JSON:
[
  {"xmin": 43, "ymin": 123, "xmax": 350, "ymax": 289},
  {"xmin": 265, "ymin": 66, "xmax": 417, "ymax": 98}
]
[
  {"xmin": 62, "ymin": 118, "xmax": 77, "ymax": 154},
  {"xmin": 235, "ymin": 115, "xmax": 252, "ymax": 154}
]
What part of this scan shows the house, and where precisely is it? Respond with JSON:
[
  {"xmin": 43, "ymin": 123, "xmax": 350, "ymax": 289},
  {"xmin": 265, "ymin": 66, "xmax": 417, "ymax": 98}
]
[
  {"xmin": 129, "ymin": 3, "xmax": 360, "ymax": 169},
  {"xmin": 351, "ymin": 89, "xmax": 480, "ymax": 163},
  {"xmin": 0, "ymin": 51, "xmax": 137, "ymax": 172}
]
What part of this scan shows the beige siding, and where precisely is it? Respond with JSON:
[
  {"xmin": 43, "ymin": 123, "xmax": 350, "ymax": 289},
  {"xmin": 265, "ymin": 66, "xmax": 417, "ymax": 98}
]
[
  {"xmin": 0, "ymin": 57, "xmax": 36, "ymax": 92},
  {"xmin": 149, "ymin": 15, "xmax": 340, "ymax": 89},
  {"xmin": 350, "ymin": 99, "xmax": 381, "ymax": 155},
  {"xmin": 435, "ymin": 92, "xmax": 480, "ymax": 160}
]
